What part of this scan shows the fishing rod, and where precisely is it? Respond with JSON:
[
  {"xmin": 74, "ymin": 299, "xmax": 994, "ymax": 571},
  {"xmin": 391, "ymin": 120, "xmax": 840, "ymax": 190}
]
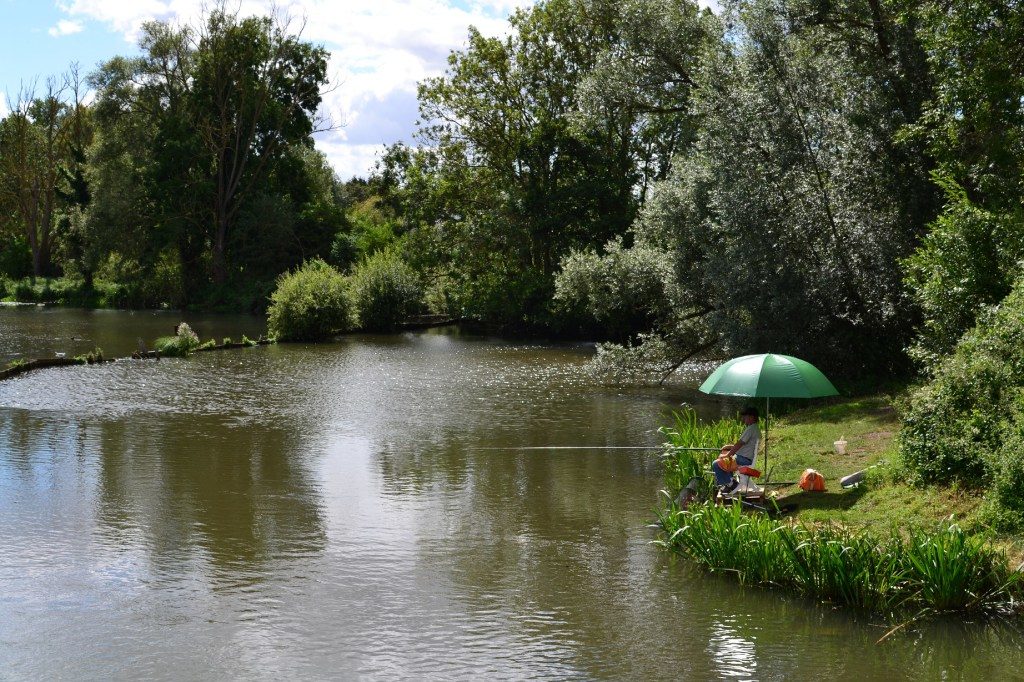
[{"xmin": 472, "ymin": 446, "xmax": 721, "ymax": 451}]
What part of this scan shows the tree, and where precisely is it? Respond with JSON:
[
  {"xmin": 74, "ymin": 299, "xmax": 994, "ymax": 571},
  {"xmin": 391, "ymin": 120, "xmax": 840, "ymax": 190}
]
[
  {"xmin": 0, "ymin": 78, "xmax": 82, "ymax": 279},
  {"xmin": 556, "ymin": 0, "xmax": 937, "ymax": 376},
  {"xmin": 903, "ymin": 0, "xmax": 1024, "ymax": 363},
  {"xmin": 84, "ymin": 5, "xmax": 333, "ymax": 306},
  {"xmin": 190, "ymin": 9, "xmax": 330, "ymax": 284},
  {"xmin": 404, "ymin": 0, "xmax": 671, "ymax": 329}
]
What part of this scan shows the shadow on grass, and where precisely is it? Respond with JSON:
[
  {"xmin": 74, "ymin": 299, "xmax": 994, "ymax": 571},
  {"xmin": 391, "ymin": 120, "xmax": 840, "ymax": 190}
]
[{"xmin": 780, "ymin": 486, "xmax": 867, "ymax": 514}]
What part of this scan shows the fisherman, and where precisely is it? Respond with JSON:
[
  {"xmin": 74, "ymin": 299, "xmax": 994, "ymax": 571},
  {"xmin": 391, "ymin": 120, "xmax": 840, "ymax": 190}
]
[{"xmin": 712, "ymin": 406, "xmax": 760, "ymax": 492}]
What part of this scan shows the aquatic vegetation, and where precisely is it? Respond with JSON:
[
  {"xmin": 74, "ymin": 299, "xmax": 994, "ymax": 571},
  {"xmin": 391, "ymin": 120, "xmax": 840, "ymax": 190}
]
[
  {"xmin": 660, "ymin": 409, "xmax": 745, "ymax": 499},
  {"xmin": 73, "ymin": 347, "xmax": 105, "ymax": 364},
  {"xmin": 656, "ymin": 503, "xmax": 1021, "ymax": 617},
  {"xmin": 154, "ymin": 323, "xmax": 201, "ymax": 357}
]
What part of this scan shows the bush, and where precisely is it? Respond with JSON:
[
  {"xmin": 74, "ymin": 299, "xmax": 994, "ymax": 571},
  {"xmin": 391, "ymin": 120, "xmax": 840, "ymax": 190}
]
[
  {"xmin": 899, "ymin": 279, "xmax": 1024, "ymax": 523},
  {"xmin": 267, "ymin": 259, "xmax": 355, "ymax": 341},
  {"xmin": 154, "ymin": 322, "xmax": 201, "ymax": 357},
  {"xmin": 554, "ymin": 237, "xmax": 678, "ymax": 341},
  {"xmin": 349, "ymin": 251, "xmax": 422, "ymax": 331},
  {"xmin": 0, "ymin": 236, "xmax": 33, "ymax": 280},
  {"xmin": 903, "ymin": 183, "xmax": 1023, "ymax": 366}
]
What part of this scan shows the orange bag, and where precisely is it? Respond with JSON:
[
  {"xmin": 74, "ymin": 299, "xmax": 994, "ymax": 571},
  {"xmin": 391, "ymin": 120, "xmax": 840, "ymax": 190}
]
[
  {"xmin": 799, "ymin": 468, "xmax": 826, "ymax": 492},
  {"xmin": 717, "ymin": 455, "xmax": 738, "ymax": 473}
]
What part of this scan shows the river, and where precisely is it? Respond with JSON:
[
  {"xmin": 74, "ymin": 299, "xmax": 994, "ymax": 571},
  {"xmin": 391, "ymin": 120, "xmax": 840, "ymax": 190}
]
[{"xmin": 1, "ymin": 309, "xmax": 1021, "ymax": 679}]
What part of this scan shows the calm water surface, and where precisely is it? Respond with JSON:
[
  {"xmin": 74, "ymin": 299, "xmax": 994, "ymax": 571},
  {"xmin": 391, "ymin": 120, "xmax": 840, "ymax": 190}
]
[{"xmin": 1, "ymin": 309, "xmax": 1022, "ymax": 679}]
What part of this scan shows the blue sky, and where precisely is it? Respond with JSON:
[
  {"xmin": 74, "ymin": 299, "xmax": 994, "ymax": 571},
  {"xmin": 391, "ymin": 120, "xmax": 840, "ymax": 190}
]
[
  {"xmin": 0, "ymin": 2, "xmax": 139, "ymax": 92},
  {"xmin": 0, "ymin": 0, "xmax": 535, "ymax": 178}
]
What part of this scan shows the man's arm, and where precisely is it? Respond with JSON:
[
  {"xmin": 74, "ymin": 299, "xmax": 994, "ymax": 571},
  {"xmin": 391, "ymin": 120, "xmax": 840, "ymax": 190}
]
[{"xmin": 724, "ymin": 437, "xmax": 747, "ymax": 458}]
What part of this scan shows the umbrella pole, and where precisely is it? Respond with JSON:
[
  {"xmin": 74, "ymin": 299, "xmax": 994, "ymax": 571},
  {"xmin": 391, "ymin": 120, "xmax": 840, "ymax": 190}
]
[{"xmin": 764, "ymin": 396, "xmax": 770, "ymax": 483}]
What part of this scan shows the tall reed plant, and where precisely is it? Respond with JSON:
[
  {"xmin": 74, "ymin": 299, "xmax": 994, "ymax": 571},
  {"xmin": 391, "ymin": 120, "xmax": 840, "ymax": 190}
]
[
  {"xmin": 656, "ymin": 503, "xmax": 1022, "ymax": 617},
  {"xmin": 660, "ymin": 408, "xmax": 745, "ymax": 500}
]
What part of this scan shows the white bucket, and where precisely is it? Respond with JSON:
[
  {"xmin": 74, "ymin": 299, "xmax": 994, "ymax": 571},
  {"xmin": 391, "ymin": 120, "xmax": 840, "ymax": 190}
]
[{"xmin": 834, "ymin": 439, "xmax": 848, "ymax": 455}]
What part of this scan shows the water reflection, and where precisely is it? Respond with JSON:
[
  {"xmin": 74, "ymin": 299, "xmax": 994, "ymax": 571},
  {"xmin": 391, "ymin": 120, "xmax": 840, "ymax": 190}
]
[
  {"xmin": 3, "ymin": 315, "xmax": 1024, "ymax": 678},
  {"xmin": 91, "ymin": 415, "xmax": 326, "ymax": 588}
]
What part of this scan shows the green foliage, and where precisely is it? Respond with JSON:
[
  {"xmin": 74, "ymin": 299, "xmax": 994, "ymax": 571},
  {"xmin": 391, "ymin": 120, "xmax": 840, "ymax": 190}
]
[
  {"xmin": 904, "ymin": 186, "xmax": 1023, "ymax": 365},
  {"xmin": 899, "ymin": 280, "xmax": 1024, "ymax": 524},
  {"xmin": 74, "ymin": 347, "xmax": 104, "ymax": 364},
  {"xmin": 642, "ymin": 0, "xmax": 930, "ymax": 375},
  {"xmin": 657, "ymin": 503, "xmax": 1020, "ymax": 616},
  {"xmin": 902, "ymin": 0, "xmax": 1024, "ymax": 367},
  {"xmin": 555, "ymin": 238, "xmax": 678, "ymax": 341},
  {"xmin": 0, "ymin": 236, "xmax": 33, "ymax": 279},
  {"xmin": 267, "ymin": 259, "xmax": 355, "ymax": 341},
  {"xmin": 79, "ymin": 6, "xmax": 332, "ymax": 306},
  {"xmin": 349, "ymin": 251, "xmax": 423, "ymax": 331},
  {"xmin": 660, "ymin": 408, "xmax": 745, "ymax": 500},
  {"xmin": 153, "ymin": 322, "xmax": 201, "ymax": 357},
  {"xmin": 387, "ymin": 0, "xmax": 680, "ymax": 331}
]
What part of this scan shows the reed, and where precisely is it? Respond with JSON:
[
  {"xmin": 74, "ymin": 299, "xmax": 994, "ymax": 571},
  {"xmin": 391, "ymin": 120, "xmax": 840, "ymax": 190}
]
[
  {"xmin": 656, "ymin": 503, "xmax": 1022, "ymax": 616},
  {"xmin": 659, "ymin": 409, "xmax": 744, "ymax": 500}
]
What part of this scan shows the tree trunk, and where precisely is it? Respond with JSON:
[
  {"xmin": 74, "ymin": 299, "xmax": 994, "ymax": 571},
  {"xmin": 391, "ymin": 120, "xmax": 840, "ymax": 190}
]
[{"xmin": 212, "ymin": 206, "xmax": 228, "ymax": 285}]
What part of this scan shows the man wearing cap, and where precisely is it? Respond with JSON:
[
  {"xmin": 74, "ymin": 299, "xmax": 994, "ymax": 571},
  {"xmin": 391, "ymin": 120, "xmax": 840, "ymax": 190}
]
[{"xmin": 712, "ymin": 407, "xmax": 761, "ymax": 491}]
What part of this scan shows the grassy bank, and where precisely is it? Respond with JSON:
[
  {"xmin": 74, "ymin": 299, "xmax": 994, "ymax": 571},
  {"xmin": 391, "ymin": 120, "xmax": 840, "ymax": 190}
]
[
  {"xmin": 0, "ymin": 275, "xmax": 272, "ymax": 313},
  {"xmin": 657, "ymin": 393, "xmax": 1024, "ymax": 617},
  {"xmin": 687, "ymin": 393, "xmax": 989, "ymax": 532}
]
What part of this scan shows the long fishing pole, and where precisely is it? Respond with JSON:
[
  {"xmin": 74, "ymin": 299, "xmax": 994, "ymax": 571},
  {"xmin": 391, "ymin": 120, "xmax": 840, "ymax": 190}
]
[{"xmin": 471, "ymin": 446, "xmax": 721, "ymax": 451}]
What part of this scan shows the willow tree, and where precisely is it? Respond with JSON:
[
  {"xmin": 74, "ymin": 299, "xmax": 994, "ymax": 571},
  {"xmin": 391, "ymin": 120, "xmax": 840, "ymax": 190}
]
[{"xmin": 557, "ymin": 0, "xmax": 937, "ymax": 376}]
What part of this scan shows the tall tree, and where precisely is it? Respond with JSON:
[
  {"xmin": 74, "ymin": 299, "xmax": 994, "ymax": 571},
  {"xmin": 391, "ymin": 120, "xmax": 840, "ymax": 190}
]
[
  {"xmin": 85, "ymin": 6, "xmax": 331, "ymax": 304},
  {"xmin": 903, "ymin": 0, "xmax": 1024, "ymax": 363},
  {"xmin": 191, "ymin": 9, "xmax": 329, "ymax": 284},
  {"xmin": 557, "ymin": 0, "xmax": 937, "ymax": 375},
  {"xmin": 404, "ymin": 0, "xmax": 679, "ymax": 328},
  {"xmin": 0, "ymin": 78, "xmax": 81, "ymax": 279}
]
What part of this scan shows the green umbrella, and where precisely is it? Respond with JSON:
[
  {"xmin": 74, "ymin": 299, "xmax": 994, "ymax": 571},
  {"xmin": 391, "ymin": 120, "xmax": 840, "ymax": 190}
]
[{"xmin": 698, "ymin": 353, "xmax": 839, "ymax": 480}]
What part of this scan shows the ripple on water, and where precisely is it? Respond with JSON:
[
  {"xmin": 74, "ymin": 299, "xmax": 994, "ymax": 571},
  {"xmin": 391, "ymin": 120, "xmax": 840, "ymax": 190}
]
[{"xmin": 3, "ymin": 327, "xmax": 1024, "ymax": 679}]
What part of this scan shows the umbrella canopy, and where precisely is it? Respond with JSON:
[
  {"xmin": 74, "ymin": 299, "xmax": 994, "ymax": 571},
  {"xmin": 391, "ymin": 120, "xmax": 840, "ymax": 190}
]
[
  {"xmin": 699, "ymin": 354, "xmax": 839, "ymax": 399},
  {"xmin": 699, "ymin": 353, "xmax": 838, "ymax": 483}
]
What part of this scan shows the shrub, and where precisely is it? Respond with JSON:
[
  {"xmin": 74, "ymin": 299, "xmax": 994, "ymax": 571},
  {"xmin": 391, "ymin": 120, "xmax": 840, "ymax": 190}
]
[
  {"xmin": 267, "ymin": 259, "xmax": 355, "ymax": 341},
  {"xmin": 154, "ymin": 323, "xmax": 201, "ymax": 357},
  {"xmin": 348, "ymin": 251, "xmax": 422, "ymax": 331},
  {"xmin": 554, "ymin": 237, "xmax": 678, "ymax": 341},
  {"xmin": 899, "ymin": 278, "xmax": 1024, "ymax": 523}
]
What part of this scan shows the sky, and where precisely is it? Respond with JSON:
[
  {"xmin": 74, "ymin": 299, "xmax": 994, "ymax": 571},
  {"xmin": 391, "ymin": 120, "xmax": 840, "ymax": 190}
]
[{"xmin": 0, "ymin": 0, "xmax": 536, "ymax": 179}]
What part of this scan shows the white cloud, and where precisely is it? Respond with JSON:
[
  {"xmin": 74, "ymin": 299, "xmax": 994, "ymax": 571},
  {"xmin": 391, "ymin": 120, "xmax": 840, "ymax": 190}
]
[
  {"xmin": 315, "ymin": 139, "xmax": 389, "ymax": 180},
  {"xmin": 48, "ymin": 19, "xmax": 85, "ymax": 37},
  {"xmin": 0, "ymin": 97, "xmax": 9, "ymax": 120},
  {"xmin": 56, "ymin": 0, "xmax": 533, "ymax": 177}
]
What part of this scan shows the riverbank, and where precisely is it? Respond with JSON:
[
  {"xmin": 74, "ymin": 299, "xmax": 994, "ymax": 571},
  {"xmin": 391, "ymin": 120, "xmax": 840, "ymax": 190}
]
[
  {"xmin": 657, "ymin": 392, "xmax": 1024, "ymax": 617},
  {"xmin": 756, "ymin": 394, "xmax": 1004, "ymax": 538}
]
